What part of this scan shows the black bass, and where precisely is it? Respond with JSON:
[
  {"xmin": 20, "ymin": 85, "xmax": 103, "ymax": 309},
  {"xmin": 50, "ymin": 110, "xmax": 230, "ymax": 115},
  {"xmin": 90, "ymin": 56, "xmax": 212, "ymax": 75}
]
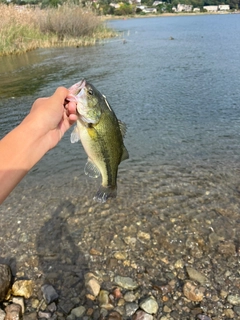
[{"xmin": 68, "ymin": 79, "xmax": 129, "ymax": 203}]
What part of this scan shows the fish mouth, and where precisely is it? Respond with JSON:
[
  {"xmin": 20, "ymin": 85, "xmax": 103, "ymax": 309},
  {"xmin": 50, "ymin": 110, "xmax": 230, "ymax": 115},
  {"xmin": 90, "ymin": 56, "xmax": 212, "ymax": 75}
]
[{"xmin": 68, "ymin": 79, "xmax": 86, "ymax": 97}]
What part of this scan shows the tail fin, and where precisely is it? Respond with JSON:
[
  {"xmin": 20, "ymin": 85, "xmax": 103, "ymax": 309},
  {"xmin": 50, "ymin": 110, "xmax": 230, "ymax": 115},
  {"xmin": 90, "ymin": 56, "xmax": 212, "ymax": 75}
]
[{"xmin": 93, "ymin": 185, "xmax": 117, "ymax": 203}]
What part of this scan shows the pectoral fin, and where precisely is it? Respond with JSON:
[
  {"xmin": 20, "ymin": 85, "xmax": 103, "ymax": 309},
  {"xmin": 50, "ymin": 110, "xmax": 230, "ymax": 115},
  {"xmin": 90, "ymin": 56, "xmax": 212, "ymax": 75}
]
[
  {"xmin": 84, "ymin": 159, "xmax": 101, "ymax": 178},
  {"xmin": 70, "ymin": 126, "xmax": 80, "ymax": 143}
]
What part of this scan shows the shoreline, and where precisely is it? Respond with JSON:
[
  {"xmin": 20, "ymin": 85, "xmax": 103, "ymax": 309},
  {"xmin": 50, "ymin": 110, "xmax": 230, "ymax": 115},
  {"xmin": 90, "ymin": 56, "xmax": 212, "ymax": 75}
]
[{"xmin": 102, "ymin": 10, "xmax": 238, "ymax": 20}]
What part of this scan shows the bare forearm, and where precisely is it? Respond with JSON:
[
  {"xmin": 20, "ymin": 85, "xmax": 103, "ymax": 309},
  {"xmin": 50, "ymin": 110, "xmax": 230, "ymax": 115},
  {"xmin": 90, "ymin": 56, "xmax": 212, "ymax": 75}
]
[{"xmin": 0, "ymin": 115, "xmax": 49, "ymax": 204}]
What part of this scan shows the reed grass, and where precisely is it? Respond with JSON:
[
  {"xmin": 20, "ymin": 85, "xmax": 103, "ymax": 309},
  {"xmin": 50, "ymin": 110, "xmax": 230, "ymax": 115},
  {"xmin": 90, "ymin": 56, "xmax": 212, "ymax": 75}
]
[{"xmin": 0, "ymin": 4, "xmax": 116, "ymax": 56}]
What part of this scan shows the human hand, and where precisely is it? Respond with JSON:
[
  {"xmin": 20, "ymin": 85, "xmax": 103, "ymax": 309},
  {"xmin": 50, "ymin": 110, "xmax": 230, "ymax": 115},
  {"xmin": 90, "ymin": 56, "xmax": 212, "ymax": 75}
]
[{"xmin": 27, "ymin": 87, "xmax": 78, "ymax": 150}]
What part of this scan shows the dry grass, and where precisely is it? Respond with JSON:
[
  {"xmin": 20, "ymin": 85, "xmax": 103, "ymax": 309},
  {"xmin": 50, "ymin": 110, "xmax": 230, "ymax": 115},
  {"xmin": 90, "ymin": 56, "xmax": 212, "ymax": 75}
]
[{"xmin": 0, "ymin": 4, "xmax": 116, "ymax": 56}]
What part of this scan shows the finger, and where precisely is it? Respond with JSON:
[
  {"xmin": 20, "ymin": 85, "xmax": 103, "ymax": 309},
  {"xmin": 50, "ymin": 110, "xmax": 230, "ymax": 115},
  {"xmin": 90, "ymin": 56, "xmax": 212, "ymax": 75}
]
[{"xmin": 50, "ymin": 87, "xmax": 69, "ymax": 106}]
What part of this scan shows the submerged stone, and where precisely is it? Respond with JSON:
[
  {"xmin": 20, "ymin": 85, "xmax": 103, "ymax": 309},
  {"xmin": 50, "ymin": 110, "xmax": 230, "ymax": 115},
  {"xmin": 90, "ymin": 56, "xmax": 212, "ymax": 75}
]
[
  {"xmin": 183, "ymin": 281, "xmax": 204, "ymax": 302},
  {"xmin": 139, "ymin": 296, "xmax": 158, "ymax": 314},
  {"xmin": 114, "ymin": 276, "xmax": 138, "ymax": 290},
  {"xmin": 41, "ymin": 284, "xmax": 59, "ymax": 304},
  {"xmin": 12, "ymin": 280, "xmax": 33, "ymax": 299},
  {"xmin": 227, "ymin": 294, "xmax": 240, "ymax": 306},
  {"xmin": 132, "ymin": 310, "xmax": 153, "ymax": 320},
  {"xmin": 186, "ymin": 266, "xmax": 208, "ymax": 285},
  {"xmin": 0, "ymin": 264, "xmax": 11, "ymax": 302},
  {"xmin": 5, "ymin": 303, "xmax": 22, "ymax": 320}
]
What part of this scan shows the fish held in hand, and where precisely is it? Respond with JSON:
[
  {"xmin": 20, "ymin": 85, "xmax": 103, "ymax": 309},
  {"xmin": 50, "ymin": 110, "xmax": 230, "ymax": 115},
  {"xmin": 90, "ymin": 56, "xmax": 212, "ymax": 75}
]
[{"xmin": 68, "ymin": 79, "xmax": 129, "ymax": 203}]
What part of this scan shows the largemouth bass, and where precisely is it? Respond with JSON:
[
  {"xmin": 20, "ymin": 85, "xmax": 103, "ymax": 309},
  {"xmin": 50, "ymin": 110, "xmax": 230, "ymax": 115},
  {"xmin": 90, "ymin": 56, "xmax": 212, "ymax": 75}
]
[{"xmin": 68, "ymin": 79, "xmax": 129, "ymax": 203}]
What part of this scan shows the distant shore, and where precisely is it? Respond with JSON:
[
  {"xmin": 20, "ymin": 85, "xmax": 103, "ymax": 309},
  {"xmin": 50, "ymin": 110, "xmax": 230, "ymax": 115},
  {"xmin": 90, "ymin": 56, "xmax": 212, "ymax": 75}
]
[{"xmin": 102, "ymin": 10, "xmax": 238, "ymax": 21}]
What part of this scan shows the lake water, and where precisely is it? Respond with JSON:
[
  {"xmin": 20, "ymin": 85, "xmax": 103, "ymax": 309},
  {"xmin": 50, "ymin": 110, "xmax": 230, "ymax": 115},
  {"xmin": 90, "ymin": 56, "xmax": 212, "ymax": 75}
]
[{"xmin": 0, "ymin": 14, "xmax": 240, "ymax": 289}]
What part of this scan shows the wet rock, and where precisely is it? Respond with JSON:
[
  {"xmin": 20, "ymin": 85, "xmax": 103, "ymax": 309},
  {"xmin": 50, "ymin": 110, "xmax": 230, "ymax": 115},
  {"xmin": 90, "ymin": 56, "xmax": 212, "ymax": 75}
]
[
  {"xmin": 85, "ymin": 274, "xmax": 100, "ymax": 297},
  {"xmin": 114, "ymin": 276, "xmax": 138, "ymax": 290},
  {"xmin": 5, "ymin": 303, "xmax": 22, "ymax": 320},
  {"xmin": 233, "ymin": 306, "xmax": 240, "ymax": 315},
  {"xmin": 123, "ymin": 237, "xmax": 137, "ymax": 247},
  {"xmin": 183, "ymin": 281, "xmax": 204, "ymax": 302},
  {"xmin": 137, "ymin": 231, "xmax": 151, "ymax": 243},
  {"xmin": 174, "ymin": 259, "xmax": 184, "ymax": 269},
  {"xmin": 71, "ymin": 306, "xmax": 86, "ymax": 318},
  {"xmin": 38, "ymin": 311, "xmax": 52, "ymax": 318},
  {"xmin": 123, "ymin": 291, "xmax": 136, "ymax": 302},
  {"xmin": 98, "ymin": 290, "xmax": 114, "ymax": 310},
  {"xmin": 113, "ymin": 288, "xmax": 122, "ymax": 299},
  {"xmin": 224, "ymin": 308, "xmax": 235, "ymax": 318},
  {"xmin": 107, "ymin": 311, "xmax": 123, "ymax": 320},
  {"xmin": 31, "ymin": 298, "xmax": 40, "ymax": 309},
  {"xmin": 197, "ymin": 315, "xmax": 211, "ymax": 320},
  {"xmin": 132, "ymin": 310, "xmax": 153, "ymax": 320},
  {"xmin": 22, "ymin": 312, "xmax": 37, "ymax": 320},
  {"xmin": 12, "ymin": 297, "xmax": 25, "ymax": 314},
  {"xmin": 163, "ymin": 305, "xmax": 171, "ymax": 313},
  {"xmin": 89, "ymin": 248, "xmax": 102, "ymax": 255},
  {"xmin": 41, "ymin": 284, "xmax": 59, "ymax": 304},
  {"xmin": 12, "ymin": 280, "xmax": 33, "ymax": 299},
  {"xmin": 139, "ymin": 296, "xmax": 158, "ymax": 314},
  {"xmin": 0, "ymin": 264, "xmax": 11, "ymax": 301},
  {"xmin": 114, "ymin": 252, "xmax": 128, "ymax": 260},
  {"xmin": 99, "ymin": 290, "xmax": 109, "ymax": 305},
  {"xmin": 186, "ymin": 266, "xmax": 208, "ymax": 285},
  {"xmin": 0, "ymin": 309, "xmax": 5, "ymax": 320},
  {"xmin": 125, "ymin": 302, "xmax": 138, "ymax": 317},
  {"xmin": 218, "ymin": 242, "xmax": 236, "ymax": 257},
  {"xmin": 227, "ymin": 294, "xmax": 240, "ymax": 306},
  {"xmin": 47, "ymin": 302, "xmax": 57, "ymax": 313}
]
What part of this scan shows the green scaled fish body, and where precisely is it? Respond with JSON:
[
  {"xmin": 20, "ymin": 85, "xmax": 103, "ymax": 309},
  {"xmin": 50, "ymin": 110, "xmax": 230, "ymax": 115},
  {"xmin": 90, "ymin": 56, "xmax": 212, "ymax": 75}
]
[{"xmin": 68, "ymin": 79, "xmax": 129, "ymax": 203}]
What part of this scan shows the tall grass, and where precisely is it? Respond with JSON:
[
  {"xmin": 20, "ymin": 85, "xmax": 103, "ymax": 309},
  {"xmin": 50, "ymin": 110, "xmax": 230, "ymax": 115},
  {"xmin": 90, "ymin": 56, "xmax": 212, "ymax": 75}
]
[{"xmin": 0, "ymin": 4, "xmax": 116, "ymax": 56}]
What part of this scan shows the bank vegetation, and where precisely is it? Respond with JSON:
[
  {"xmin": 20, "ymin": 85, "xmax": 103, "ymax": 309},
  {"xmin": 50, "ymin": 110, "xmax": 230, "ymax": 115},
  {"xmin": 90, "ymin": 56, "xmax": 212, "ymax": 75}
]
[{"xmin": 0, "ymin": 3, "xmax": 116, "ymax": 56}]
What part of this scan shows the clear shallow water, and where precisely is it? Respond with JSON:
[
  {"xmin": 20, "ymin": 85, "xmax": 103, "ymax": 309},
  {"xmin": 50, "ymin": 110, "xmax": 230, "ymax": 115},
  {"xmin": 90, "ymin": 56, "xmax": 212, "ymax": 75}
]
[{"xmin": 0, "ymin": 15, "xmax": 240, "ymax": 285}]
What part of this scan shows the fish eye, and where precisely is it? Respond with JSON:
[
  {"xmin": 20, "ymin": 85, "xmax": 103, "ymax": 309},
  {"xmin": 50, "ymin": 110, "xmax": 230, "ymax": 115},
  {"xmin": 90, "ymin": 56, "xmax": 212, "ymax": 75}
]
[{"xmin": 88, "ymin": 89, "xmax": 93, "ymax": 95}]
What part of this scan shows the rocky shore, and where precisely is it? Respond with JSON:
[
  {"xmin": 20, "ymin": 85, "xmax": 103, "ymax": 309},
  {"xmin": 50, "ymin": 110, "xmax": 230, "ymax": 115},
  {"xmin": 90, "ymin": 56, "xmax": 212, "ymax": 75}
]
[{"xmin": 0, "ymin": 163, "xmax": 240, "ymax": 320}]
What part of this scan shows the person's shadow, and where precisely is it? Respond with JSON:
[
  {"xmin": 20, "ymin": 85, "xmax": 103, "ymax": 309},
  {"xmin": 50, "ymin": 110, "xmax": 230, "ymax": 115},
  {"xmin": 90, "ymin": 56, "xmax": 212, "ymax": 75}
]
[{"xmin": 36, "ymin": 200, "xmax": 89, "ymax": 315}]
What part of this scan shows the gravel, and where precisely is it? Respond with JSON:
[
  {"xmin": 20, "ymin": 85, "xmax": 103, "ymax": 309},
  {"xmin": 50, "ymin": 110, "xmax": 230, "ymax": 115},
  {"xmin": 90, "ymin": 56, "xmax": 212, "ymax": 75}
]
[{"xmin": 0, "ymin": 163, "xmax": 240, "ymax": 319}]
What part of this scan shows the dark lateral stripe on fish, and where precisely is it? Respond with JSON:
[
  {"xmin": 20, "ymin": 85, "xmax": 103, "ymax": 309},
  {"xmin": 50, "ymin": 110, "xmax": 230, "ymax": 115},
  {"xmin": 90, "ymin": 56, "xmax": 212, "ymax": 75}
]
[{"xmin": 93, "ymin": 126, "xmax": 115, "ymax": 188}]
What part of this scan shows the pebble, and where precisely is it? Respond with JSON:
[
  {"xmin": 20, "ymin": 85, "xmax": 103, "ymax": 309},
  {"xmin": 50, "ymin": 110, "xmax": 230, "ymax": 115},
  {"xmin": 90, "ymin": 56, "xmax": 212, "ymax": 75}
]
[
  {"xmin": 233, "ymin": 306, "xmax": 240, "ymax": 315},
  {"xmin": 22, "ymin": 312, "xmax": 37, "ymax": 320},
  {"xmin": 114, "ymin": 276, "xmax": 138, "ymax": 290},
  {"xmin": 99, "ymin": 290, "xmax": 109, "ymax": 305},
  {"xmin": 139, "ymin": 296, "xmax": 158, "ymax": 314},
  {"xmin": 113, "ymin": 288, "xmax": 122, "ymax": 299},
  {"xmin": 38, "ymin": 311, "xmax": 52, "ymax": 318},
  {"xmin": 85, "ymin": 275, "xmax": 101, "ymax": 297},
  {"xmin": 5, "ymin": 303, "xmax": 22, "ymax": 320},
  {"xmin": 114, "ymin": 252, "xmax": 128, "ymax": 260},
  {"xmin": 224, "ymin": 308, "xmax": 235, "ymax": 318},
  {"xmin": 0, "ymin": 264, "xmax": 11, "ymax": 301},
  {"xmin": 137, "ymin": 231, "xmax": 151, "ymax": 242},
  {"xmin": 227, "ymin": 294, "xmax": 240, "ymax": 306},
  {"xmin": 132, "ymin": 310, "xmax": 153, "ymax": 320},
  {"xmin": 123, "ymin": 291, "xmax": 136, "ymax": 302},
  {"xmin": 125, "ymin": 302, "xmax": 138, "ymax": 316},
  {"xmin": 0, "ymin": 309, "xmax": 5, "ymax": 320},
  {"xmin": 12, "ymin": 280, "xmax": 33, "ymax": 299},
  {"xmin": 71, "ymin": 306, "xmax": 86, "ymax": 318},
  {"xmin": 107, "ymin": 311, "xmax": 123, "ymax": 320},
  {"xmin": 183, "ymin": 281, "xmax": 204, "ymax": 302},
  {"xmin": 186, "ymin": 266, "xmax": 208, "ymax": 285},
  {"xmin": 41, "ymin": 284, "xmax": 59, "ymax": 304},
  {"xmin": 197, "ymin": 315, "xmax": 211, "ymax": 320},
  {"xmin": 12, "ymin": 297, "xmax": 25, "ymax": 314}
]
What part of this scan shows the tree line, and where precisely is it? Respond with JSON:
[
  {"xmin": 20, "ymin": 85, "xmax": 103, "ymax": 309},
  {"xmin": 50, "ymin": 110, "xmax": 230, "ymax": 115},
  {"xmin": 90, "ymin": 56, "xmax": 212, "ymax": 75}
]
[{"xmin": 0, "ymin": 0, "xmax": 239, "ymax": 13}]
